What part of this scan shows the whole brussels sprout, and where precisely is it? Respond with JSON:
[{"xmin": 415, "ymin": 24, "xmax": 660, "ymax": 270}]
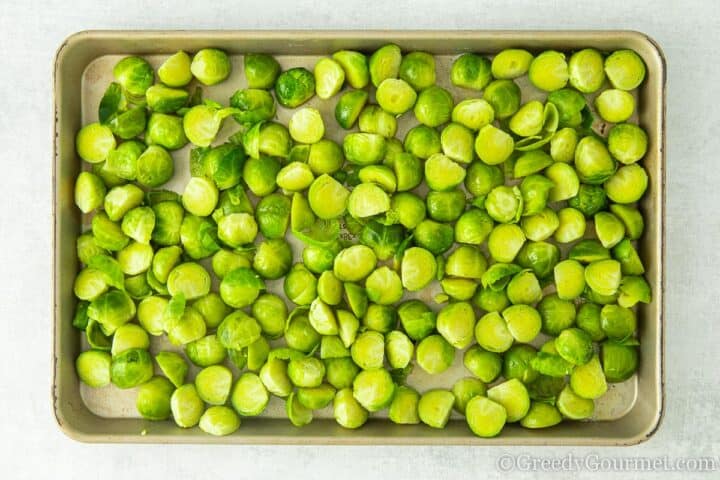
[
  {"xmin": 110, "ymin": 348, "xmax": 154, "ymax": 389},
  {"xmin": 482, "ymin": 79, "xmax": 521, "ymax": 119},
  {"xmin": 146, "ymin": 113, "xmax": 187, "ymax": 150},
  {"xmin": 517, "ymin": 241, "xmax": 560, "ymax": 279},
  {"xmin": 244, "ymin": 53, "xmax": 281, "ymax": 89},
  {"xmin": 275, "ymin": 67, "xmax": 316, "ymax": 108},
  {"xmin": 220, "ymin": 267, "xmax": 265, "ymax": 308},
  {"xmin": 503, "ymin": 344, "xmax": 539, "ymax": 384},
  {"xmin": 113, "ymin": 56, "xmax": 154, "ymax": 98},
  {"xmin": 602, "ymin": 341, "xmax": 639, "ymax": 382},
  {"xmin": 243, "ymin": 156, "xmax": 281, "ymax": 197},
  {"xmin": 403, "ymin": 124, "xmax": 441, "ymax": 159}
]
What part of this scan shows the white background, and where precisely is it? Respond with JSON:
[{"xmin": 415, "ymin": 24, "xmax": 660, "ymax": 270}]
[{"xmin": 1, "ymin": 0, "xmax": 719, "ymax": 479}]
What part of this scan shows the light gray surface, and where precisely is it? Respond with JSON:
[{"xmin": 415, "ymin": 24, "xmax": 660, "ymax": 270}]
[{"xmin": 0, "ymin": 0, "xmax": 718, "ymax": 478}]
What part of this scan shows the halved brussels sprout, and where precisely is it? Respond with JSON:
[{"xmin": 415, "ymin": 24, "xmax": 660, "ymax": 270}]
[
  {"xmin": 437, "ymin": 301, "xmax": 476, "ymax": 349},
  {"xmin": 491, "ymin": 49, "xmax": 533, "ymax": 79},
  {"xmin": 602, "ymin": 341, "xmax": 639, "ymax": 382},
  {"xmin": 487, "ymin": 378, "xmax": 530, "ymax": 422},
  {"xmin": 487, "ymin": 224, "xmax": 525, "ymax": 263},
  {"xmin": 605, "ymin": 49, "xmax": 646, "ymax": 90},
  {"xmin": 585, "ymin": 259, "xmax": 622, "ymax": 296},
  {"xmin": 199, "ymin": 406, "xmax": 240, "ymax": 436},
  {"xmin": 452, "ymin": 98, "xmax": 495, "ymax": 131},
  {"xmin": 397, "ymin": 299, "xmax": 436, "ymax": 341},
  {"xmin": 314, "ymin": 57, "xmax": 345, "ymax": 99},
  {"xmin": 253, "ymin": 238, "xmax": 293, "ymax": 280},
  {"xmin": 416, "ymin": 334, "xmax": 455, "ymax": 374},
  {"xmin": 389, "ymin": 385, "xmax": 420, "ymax": 424},
  {"xmin": 335, "ymin": 89, "xmax": 369, "ymax": 129},
  {"xmin": 375, "ymin": 78, "xmax": 417, "ymax": 115},
  {"xmin": 568, "ymin": 48, "xmax": 605, "ymax": 93},
  {"xmin": 76, "ymin": 350, "xmax": 112, "ymax": 387},
  {"xmin": 529, "ymin": 51, "xmax": 568, "ymax": 92},
  {"xmin": 554, "ymin": 207, "xmax": 586, "ymax": 243},
  {"xmin": 400, "ymin": 247, "xmax": 437, "ymax": 291},
  {"xmin": 550, "ymin": 128, "xmax": 579, "ymax": 163},
  {"xmin": 604, "ymin": 164, "xmax": 649, "ymax": 204},
  {"xmin": 190, "ymin": 49, "xmax": 231, "ymax": 85},
  {"xmin": 475, "ymin": 124, "xmax": 514, "ymax": 165},
  {"xmin": 74, "ymin": 172, "xmax": 106, "ymax": 213},
  {"xmin": 288, "ymin": 107, "xmax": 325, "ymax": 144},
  {"xmin": 343, "ymin": 132, "xmax": 386, "ymax": 166},
  {"xmin": 595, "ymin": 89, "xmax": 635, "ymax": 123},
  {"xmin": 104, "ymin": 184, "xmax": 144, "ymax": 221},
  {"xmin": 146, "ymin": 113, "xmax": 188, "ymax": 150},
  {"xmin": 219, "ymin": 267, "xmax": 264, "ymax": 308},
  {"xmin": 110, "ymin": 348, "xmax": 153, "ymax": 389}
]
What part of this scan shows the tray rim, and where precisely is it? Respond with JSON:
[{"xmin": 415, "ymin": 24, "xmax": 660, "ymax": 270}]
[{"xmin": 52, "ymin": 29, "xmax": 666, "ymax": 446}]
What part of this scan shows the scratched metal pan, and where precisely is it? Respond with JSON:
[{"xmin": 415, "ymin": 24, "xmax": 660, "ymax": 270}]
[{"xmin": 53, "ymin": 30, "xmax": 665, "ymax": 445}]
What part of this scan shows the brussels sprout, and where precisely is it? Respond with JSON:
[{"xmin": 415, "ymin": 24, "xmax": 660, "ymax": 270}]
[
  {"xmin": 528, "ymin": 51, "xmax": 568, "ymax": 92},
  {"xmin": 312, "ymin": 57, "xmax": 345, "ymax": 99},
  {"xmin": 72, "ymin": 300, "xmax": 91, "ymax": 331},
  {"xmin": 367, "ymin": 43, "xmax": 401, "ymax": 87},
  {"xmin": 463, "ymin": 163, "xmax": 502, "ymax": 200},
  {"xmin": 347, "ymin": 183, "xmax": 390, "ymax": 218},
  {"xmin": 349, "ymin": 330, "xmax": 384, "ymax": 369},
  {"xmin": 572, "ymin": 302, "xmax": 604, "ymax": 342},
  {"xmin": 474, "ymin": 124, "xmax": 514, "ymax": 165},
  {"xmin": 146, "ymin": 113, "xmax": 187, "ymax": 150},
  {"xmin": 303, "ymin": 174, "xmax": 348, "ymax": 221},
  {"xmin": 388, "ymin": 52, "xmax": 432, "ymax": 91},
  {"xmin": 600, "ymin": 304, "xmax": 637, "ymax": 340},
  {"xmin": 352, "ymin": 367, "xmax": 395, "ymax": 412},
  {"xmin": 275, "ymin": 67, "xmax": 315, "ymax": 108},
  {"xmin": 482, "ymin": 79, "xmax": 521, "ymax": 119},
  {"xmin": 555, "ymin": 328, "xmax": 593, "ymax": 366},
  {"xmin": 454, "ymin": 208, "xmax": 494, "ymax": 245},
  {"xmin": 605, "ymin": 49, "xmax": 646, "ymax": 90},
  {"xmin": 85, "ymin": 289, "xmax": 135, "ymax": 334},
  {"xmin": 357, "ymin": 165, "xmax": 396, "ymax": 193},
  {"xmin": 212, "ymin": 249, "xmax": 250, "ymax": 279},
  {"xmin": 512, "ymin": 151, "xmax": 551, "ymax": 180},
  {"xmin": 416, "ymin": 334, "xmax": 455, "ymax": 374},
  {"xmin": 570, "ymin": 355, "xmax": 607, "ymax": 399},
  {"xmin": 593, "ymin": 211, "xmax": 624, "ymax": 248},
  {"xmin": 335, "ymin": 89, "xmax": 368, "ymax": 129},
  {"xmin": 399, "ymin": 246, "xmax": 436, "ymax": 292},
  {"xmin": 102, "ymin": 184, "xmax": 143, "ymax": 222},
  {"xmin": 250, "ymin": 238, "xmax": 291, "ymax": 280},
  {"xmin": 487, "ymin": 378, "xmax": 530, "ymax": 423},
  {"xmin": 474, "ymin": 311, "xmax": 513, "ymax": 353},
  {"xmin": 527, "ymin": 374, "xmax": 567, "ymax": 401},
  {"xmin": 113, "ymin": 56, "xmax": 153, "ymax": 98},
  {"xmin": 287, "ymin": 107, "xmax": 324, "ymax": 144},
  {"xmin": 375, "ymin": 78, "xmax": 417, "ymax": 115},
  {"xmin": 414, "ymin": 86, "xmax": 453, "ymax": 127},
  {"xmin": 179, "ymin": 215, "xmax": 219, "ymax": 260},
  {"xmin": 484, "ymin": 185, "xmax": 522, "ymax": 224},
  {"xmin": 199, "ymin": 406, "xmax": 241, "ymax": 436},
  {"xmin": 135, "ymin": 376, "xmax": 174, "ymax": 420},
  {"xmin": 487, "ymin": 224, "xmax": 525, "ymax": 263},
  {"xmin": 119, "ymin": 207, "xmax": 154, "ymax": 245},
  {"xmin": 553, "ymin": 48, "xmax": 601, "ymax": 96},
  {"xmin": 421, "ymin": 153, "xmax": 465, "ymax": 193},
  {"xmin": 403, "ymin": 124, "xmax": 441, "ymax": 159},
  {"xmin": 436, "ymin": 123, "xmax": 475, "ymax": 166},
  {"xmin": 543, "ymin": 163, "xmax": 578, "ymax": 203},
  {"xmin": 301, "ymin": 244, "xmax": 336, "ymax": 274},
  {"xmin": 425, "ymin": 190, "xmax": 464, "ymax": 222},
  {"xmin": 551, "ymin": 259, "xmax": 585, "ymax": 301},
  {"xmin": 556, "ymin": 384, "xmax": 595, "ymax": 420},
  {"xmin": 585, "ymin": 259, "xmax": 622, "ymax": 296},
  {"xmin": 188, "ymin": 294, "xmax": 228, "ymax": 331},
  {"xmin": 491, "ymin": 49, "xmax": 533, "ymax": 79},
  {"xmin": 342, "ymin": 132, "xmax": 388, "ymax": 167},
  {"xmin": 184, "ymin": 103, "xmax": 240, "ymax": 148},
  {"xmin": 451, "ymin": 98, "xmax": 495, "ymax": 132},
  {"xmin": 567, "ymin": 184, "xmax": 607, "ymax": 217},
  {"xmin": 219, "ymin": 266, "xmax": 264, "ymax": 308},
  {"xmin": 466, "ymin": 395, "xmax": 507, "ymax": 437},
  {"xmin": 387, "ymin": 385, "xmax": 420, "ymax": 424},
  {"xmin": 396, "ymin": 299, "xmax": 435, "ymax": 342},
  {"xmin": 569, "ymin": 239, "xmax": 610, "ymax": 264},
  {"xmin": 536, "ymin": 293, "xmax": 576, "ymax": 335},
  {"xmin": 379, "ymin": 330, "xmax": 414, "ymax": 370},
  {"xmin": 602, "ymin": 341, "xmax": 639, "ymax": 382},
  {"xmin": 317, "ymin": 271, "xmax": 342, "ymax": 306},
  {"xmin": 360, "ymin": 303, "xmax": 396, "ymax": 334},
  {"xmin": 444, "ymin": 246, "xmax": 486, "ymax": 280},
  {"xmin": 501, "ymin": 304, "xmax": 541, "ymax": 343},
  {"xmin": 245, "ymin": 294, "xmax": 286, "ymax": 340},
  {"xmin": 595, "ymin": 89, "xmax": 635, "ymax": 123},
  {"xmin": 607, "ymin": 123, "xmax": 648, "ymax": 166},
  {"xmin": 104, "ymin": 140, "xmax": 145, "ymax": 181},
  {"xmin": 618, "ymin": 275, "xmax": 652, "ymax": 308},
  {"xmin": 91, "ymin": 212, "xmax": 129, "ymax": 252},
  {"xmin": 320, "ymin": 335, "xmax": 350, "ymax": 359},
  {"xmin": 440, "ymin": 278, "xmax": 477, "ymax": 301},
  {"xmin": 416, "ymin": 389, "xmax": 455, "ymax": 429},
  {"xmin": 284, "ymin": 264, "xmax": 318, "ymax": 306},
  {"xmin": 517, "ymin": 241, "xmax": 559, "ymax": 280},
  {"xmin": 546, "ymin": 88, "xmax": 586, "ymax": 128},
  {"xmin": 123, "ymin": 272, "xmax": 150, "ymax": 298},
  {"xmin": 450, "ymin": 377, "xmax": 485, "ymax": 416},
  {"xmin": 76, "ymin": 350, "xmax": 112, "ymax": 387},
  {"xmin": 448, "ymin": 52, "xmax": 490, "ymax": 90},
  {"xmin": 115, "ymin": 241, "xmax": 153, "ymax": 276},
  {"xmin": 463, "ymin": 345, "xmax": 502, "ymax": 383},
  {"xmin": 146, "ymin": 84, "xmax": 189, "ymax": 113},
  {"xmin": 334, "ymin": 309, "xmax": 359, "ymax": 349},
  {"xmin": 110, "ymin": 348, "xmax": 153, "ymax": 389},
  {"xmin": 164, "ymin": 260, "xmax": 210, "ymax": 299},
  {"xmin": 502, "ymin": 344, "xmax": 539, "ymax": 384},
  {"xmin": 508, "ymin": 100, "xmax": 544, "ymax": 137},
  {"xmin": 242, "ymin": 156, "xmax": 281, "ymax": 197},
  {"xmin": 229, "ymin": 88, "xmax": 276, "ymax": 126},
  {"xmin": 506, "ymin": 269, "xmax": 542, "ymax": 305},
  {"xmin": 200, "ymin": 143, "xmax": 245, "ymax": 190},
  {"xmin": 158, "ymin": 51, "xmax": 193, "ymax": 87},
  {"xmin": 530, "ymin": 351, "xmax": 574, "ymax": 378},
  {"xmin": 550, "ymin": 128, "xmax": 579, "ymax": 163},
  {"xmin": 328, "ymin": 50, "xmax": 368, "ymax": 87},
  {"xmin": 387, "ymin": 192, "xmax": 425, "ymax": 230},
  {"xmin": 520, "ymin": 402, "xmax": 562, "ymax": 429},
  {"xmin": 76, "ymin": 123, "xmax": 116, "ymax": 164},
  {"xmin": 190, "ymin": 48, "xmax": 231, "ymax": 86},
  {"xmin": 334, "ymin": 387, "xmax": 369, "ymax": 429},
  {"xmin": 361, "ymin": 267, "xmax": 402, "ymax": 306},
  {"xmin": 356, "ymin": 106, "xmax": 396, "ymax": 140},
  {"xmin": 605, "ymin": 164, "xmax": 649, "ymax": 204},
  {"xmin": 518, "ymin": 175, "xmax": 553, "ymax": 217},
  {"xmin": 229, "ymin": 372, "xmax": 269, "ymax": 417},
  {"xmin": 436, "ymin": 301, "xmax": 476, "ymax": 349},
  {"xmin": 151, "ymin": 201, "xmax": 184, "ymax": 246},
  {"xmin": 331, "ymin": 245, "xmax": 376, "ymax": 283},
  {"xmin": 551, "ymin": 207, "xmax": 585, "ymax": 244},
  {"xmin": 155, "ymin": 351, "xmax": 188, "ymax": 388},
  {"xmin": 169, "ymin": 384, "xmax": 204, "ymax": 429},
  {"xmin": 239, "ymin": 53, "xmax": 280, "ymax": 89},
  {"xmin": 74, "ymin": 171, "xmax": 106, "ymax": 213},
  {"xmin": 473, "ymin": 287, "xmax": 510, "ymax": 313}
]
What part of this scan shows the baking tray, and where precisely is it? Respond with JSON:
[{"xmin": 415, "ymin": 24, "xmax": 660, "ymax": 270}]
[{"xmin": 53, "ymin": 30, "xmax": 665, "ymax": 445}]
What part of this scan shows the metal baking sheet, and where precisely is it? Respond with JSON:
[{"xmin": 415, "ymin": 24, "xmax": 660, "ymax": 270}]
[{"xmin": 53, "ymin": 30, "xmax": 665, "ymax": 445}]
